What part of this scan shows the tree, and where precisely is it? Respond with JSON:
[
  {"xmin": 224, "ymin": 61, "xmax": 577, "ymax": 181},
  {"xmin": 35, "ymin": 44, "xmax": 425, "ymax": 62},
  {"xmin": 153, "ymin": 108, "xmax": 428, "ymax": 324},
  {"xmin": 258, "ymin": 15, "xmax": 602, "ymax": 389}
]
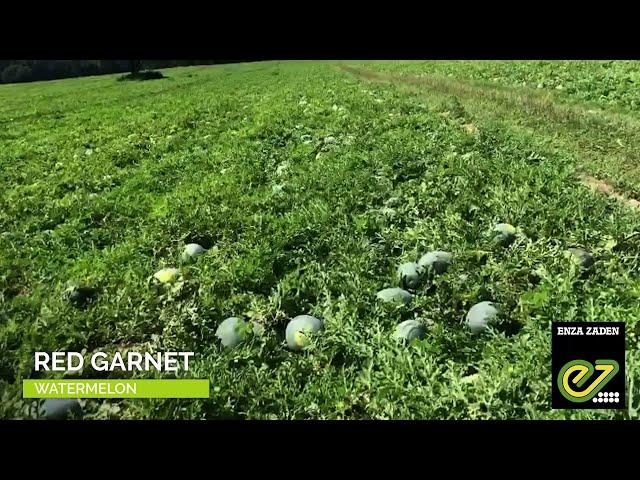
[
  {"xmin": 0, "ymin": 60, "xmax": 222, "ymax": 84},
  {"xmin": 129, "ymin": 60, "xmax": 143, "ymax": 75},
  {"xmin": 1, "ymin": 64, "xmax": 32, "ymax": 84}
]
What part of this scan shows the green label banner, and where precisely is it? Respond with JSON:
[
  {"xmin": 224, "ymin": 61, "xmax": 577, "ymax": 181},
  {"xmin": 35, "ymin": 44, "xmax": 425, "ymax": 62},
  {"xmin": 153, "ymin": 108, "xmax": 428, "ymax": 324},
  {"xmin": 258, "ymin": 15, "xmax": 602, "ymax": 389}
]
[{"xmin": 23, "ymin": 379, "xmax": 210, "ymax": 398}]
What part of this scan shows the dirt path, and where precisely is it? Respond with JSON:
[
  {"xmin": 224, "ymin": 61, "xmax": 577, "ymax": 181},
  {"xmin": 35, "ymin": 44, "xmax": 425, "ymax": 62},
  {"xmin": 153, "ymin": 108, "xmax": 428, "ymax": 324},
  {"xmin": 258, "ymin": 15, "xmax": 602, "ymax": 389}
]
[
  {"xmin": 580, "ymin": 175, "xmax": 640, "ymax": 210},
  {"xmin": 339, "ymin": 65, "xmax": 577, "ymax": 124},
  {"xmin": 338, "ymin": 64, "xmax": 640, "ymax": 210}
]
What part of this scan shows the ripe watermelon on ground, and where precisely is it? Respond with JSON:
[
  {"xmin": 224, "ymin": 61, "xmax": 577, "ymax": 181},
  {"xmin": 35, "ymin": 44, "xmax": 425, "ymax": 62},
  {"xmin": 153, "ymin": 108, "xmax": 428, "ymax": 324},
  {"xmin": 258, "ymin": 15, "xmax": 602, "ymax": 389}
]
[
  {"xmin": 394, "ymin": 320, "xmax": 427, "ymax": 344},
  {"xmin": 466, "ymin": 301, "xmax": 500, "ymax": 334},
  {"xmin": 418, "ymin": 251, "xmax": 453, "ymax": 274},
  {"xmin": 376, "ymin": 287, "xmax": 413, "ymax": 305},
  {"xmin": 216, "ymin": 317, "xmax": 263, "ymax": 348},
  {"xmin": 181, "ymin": 243, "xmax": 207, "ymax": 263},
  {"xmin": 397, "ymin": 262, "xmax": 423, "ymax": 289},
  {"xmin": 63, "ymin": 286, "xmax": 98, "ymax": 308},
  {"xmin": 153, "ymin": 267, "xmax": 180, "ymax": 284},
  {"xmin": 285, "ymin": 315, "xmax": 323, "ymax": 351},
  {"xmin": 492, "ymin": 223, "xmax": 516, "ymax": 247},
  {"xmin": 42, "ymin": 398, "xmax": 82, "ymax": 420},
  {"xmin": 567, "ymin": 247, "xmax": 595, "ymax": 270}
]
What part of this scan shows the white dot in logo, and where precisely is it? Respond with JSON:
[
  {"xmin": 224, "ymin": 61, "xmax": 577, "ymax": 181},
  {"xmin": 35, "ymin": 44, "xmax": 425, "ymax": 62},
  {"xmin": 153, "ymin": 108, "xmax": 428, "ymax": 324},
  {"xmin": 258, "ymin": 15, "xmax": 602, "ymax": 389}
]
[
  {"xmin": 615, "ymin": 398, "xmax": 619, "ymax": 403},
  {"xmin": 615, "ymin": 392, "xmax": 620, "ymax": 397},
  {"xmin": 598, "ymin": 398, "xmax": 603, "ymax": 402},
  {"xmin": 598, "ymin": 392, "xmax": 603, "ymax": 397},
  {"xmin": 593, "ymin": 398, "xmax": 598, "ymax": 403},
  {"xmin": 604, "ymin": 397, "xmax": 609, "ymax": 403}
]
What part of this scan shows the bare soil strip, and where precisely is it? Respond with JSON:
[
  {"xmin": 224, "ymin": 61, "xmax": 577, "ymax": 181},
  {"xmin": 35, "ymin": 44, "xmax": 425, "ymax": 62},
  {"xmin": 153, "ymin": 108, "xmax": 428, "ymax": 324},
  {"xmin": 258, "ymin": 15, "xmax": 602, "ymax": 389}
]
[{"xmin": 580, "ymin": 175, "xmax": 640, "ymax": 210}]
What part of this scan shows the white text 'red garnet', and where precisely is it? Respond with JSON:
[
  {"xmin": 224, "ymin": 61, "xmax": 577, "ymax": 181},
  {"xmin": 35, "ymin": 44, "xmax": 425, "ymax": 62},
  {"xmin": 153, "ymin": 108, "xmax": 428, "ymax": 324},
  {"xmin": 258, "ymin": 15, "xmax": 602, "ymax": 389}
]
[{"xmin": 34, "ymin": 351, "xmax": 195, "ymax": 372}]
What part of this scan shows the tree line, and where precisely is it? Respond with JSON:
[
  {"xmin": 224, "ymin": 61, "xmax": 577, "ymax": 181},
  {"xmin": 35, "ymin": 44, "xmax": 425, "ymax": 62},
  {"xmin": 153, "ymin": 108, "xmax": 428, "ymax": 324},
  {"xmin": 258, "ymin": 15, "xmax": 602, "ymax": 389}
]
[{"xmin": 0, "ymin": 60, "xmax": 233, "ymax": 84}]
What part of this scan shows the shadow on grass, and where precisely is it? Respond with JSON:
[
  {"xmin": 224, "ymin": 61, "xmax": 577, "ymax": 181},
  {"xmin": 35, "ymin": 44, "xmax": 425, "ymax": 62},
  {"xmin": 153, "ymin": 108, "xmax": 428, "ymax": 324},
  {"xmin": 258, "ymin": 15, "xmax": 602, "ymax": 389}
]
[{"xmin": 118, "ymin": 71, "xmax": 166, "ymax": 82}]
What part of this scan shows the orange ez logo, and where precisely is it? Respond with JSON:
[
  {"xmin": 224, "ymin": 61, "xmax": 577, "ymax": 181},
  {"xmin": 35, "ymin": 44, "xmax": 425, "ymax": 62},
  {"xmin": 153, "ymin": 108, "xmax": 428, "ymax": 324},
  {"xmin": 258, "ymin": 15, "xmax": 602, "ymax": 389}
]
[{"xmin": 557, "ymin": 359, "xmax": 619, "ymax": 403}]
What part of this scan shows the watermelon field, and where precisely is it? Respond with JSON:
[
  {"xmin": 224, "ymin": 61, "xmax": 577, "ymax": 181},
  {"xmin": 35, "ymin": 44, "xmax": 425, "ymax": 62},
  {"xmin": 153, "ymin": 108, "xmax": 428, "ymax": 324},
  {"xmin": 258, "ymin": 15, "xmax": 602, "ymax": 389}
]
[{"xmin": 1, "ymin": 61, "xmax": 640, "ymax": 419}]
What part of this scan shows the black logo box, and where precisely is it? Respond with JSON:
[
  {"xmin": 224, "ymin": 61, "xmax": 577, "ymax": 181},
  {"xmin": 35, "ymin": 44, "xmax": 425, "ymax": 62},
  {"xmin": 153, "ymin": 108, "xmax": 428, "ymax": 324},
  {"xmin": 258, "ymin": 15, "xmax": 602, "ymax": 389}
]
[{"xmin": 552, "ymin": 322, "xmax": 626, "ymax": 409}]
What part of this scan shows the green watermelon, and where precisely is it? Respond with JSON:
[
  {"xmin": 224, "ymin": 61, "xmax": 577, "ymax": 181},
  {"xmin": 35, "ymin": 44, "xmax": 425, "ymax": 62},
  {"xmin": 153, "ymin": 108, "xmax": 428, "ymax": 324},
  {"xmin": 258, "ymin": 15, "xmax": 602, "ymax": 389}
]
[
  {"xmin": 567, "ymin": 247, "xmax": 595, "ymax": 270},
  {"xmin": 153, "ymin": 267, "xmax": 180, "ymax": 284},
  {"xmin": 418, "ymin": 251, "xmax": 453, "ymax": 274},
  {"xmin": 397, "ymin": 262, "xmax": 423, "ymax": 289},
  {"xmin": 376, "ymin": 287, "xmax": 413, "ymax": 305},
  {"xmin": 394, "ymin": 320, "xmax": 427, "ymax": 343},
  {"xmin": 181, "ymin": 243, "xmax": 207, "ymax": 263},
  {"xmin": 286, "ymin": 315, "xmax": 323, "ymax": 351},
  {"xmin": 42, "ymin": 399, "xmax": 82, "ymax": 420},
  {"xmin": 215, "ymin": 317, "xmax": 262, "ymax": 348},
  {"xmin": 466, "ymin": 301, "xmax": 499, "ymax": 335},
  {"xmin": 63, "ymin": 286, "xmax": 97, "ymax": 308},
  {"xmin": 492, "ymin": 223, "xmax": 516, "ymax": 247}
]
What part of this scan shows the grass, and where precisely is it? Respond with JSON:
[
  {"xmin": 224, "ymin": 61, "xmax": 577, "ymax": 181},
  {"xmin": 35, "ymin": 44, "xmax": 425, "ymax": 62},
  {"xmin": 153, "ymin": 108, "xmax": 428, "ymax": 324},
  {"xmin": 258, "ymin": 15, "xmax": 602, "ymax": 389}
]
[
  {"xmin": 346, "ymin": 61, "xmax": 640, "ymax": 198},
  {"xmin": 1, "ymin": 61, "xmax": 639, "ymax": 419}
]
